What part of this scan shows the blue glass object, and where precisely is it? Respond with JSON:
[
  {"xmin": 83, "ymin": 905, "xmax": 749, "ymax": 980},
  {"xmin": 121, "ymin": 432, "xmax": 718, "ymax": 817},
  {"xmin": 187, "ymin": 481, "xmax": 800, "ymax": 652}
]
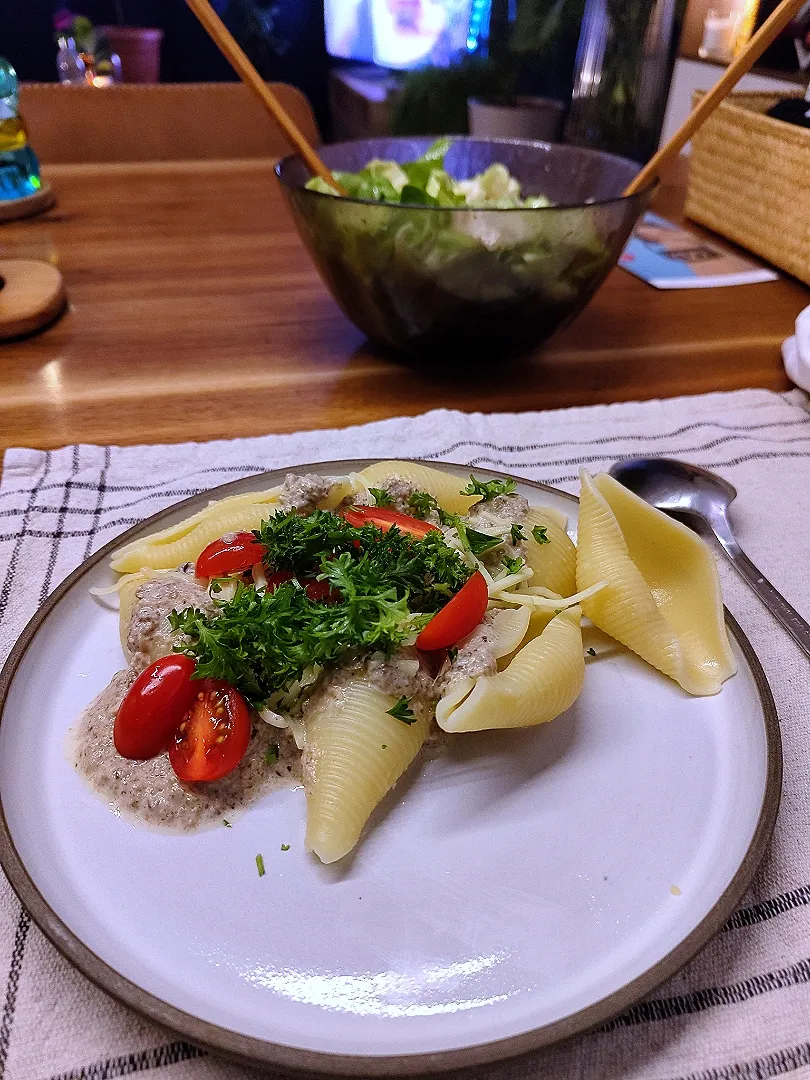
[{"xmin": 0, "ymin": 58, "xmax": 43, "ymax": 202}]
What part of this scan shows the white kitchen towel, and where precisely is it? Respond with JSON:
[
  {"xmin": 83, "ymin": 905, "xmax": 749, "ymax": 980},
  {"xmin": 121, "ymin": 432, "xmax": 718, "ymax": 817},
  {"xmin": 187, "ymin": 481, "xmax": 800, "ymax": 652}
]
[{"xmin": 2, "ymin": 386, "xmax": 810, "ymax": 1080}]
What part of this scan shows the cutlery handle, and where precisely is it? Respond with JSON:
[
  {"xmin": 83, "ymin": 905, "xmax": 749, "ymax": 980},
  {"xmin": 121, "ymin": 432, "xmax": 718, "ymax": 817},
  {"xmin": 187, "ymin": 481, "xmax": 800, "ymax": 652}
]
[{"xmin": 711, "ymin": 519, "xmax": 810, "ymax": 660}]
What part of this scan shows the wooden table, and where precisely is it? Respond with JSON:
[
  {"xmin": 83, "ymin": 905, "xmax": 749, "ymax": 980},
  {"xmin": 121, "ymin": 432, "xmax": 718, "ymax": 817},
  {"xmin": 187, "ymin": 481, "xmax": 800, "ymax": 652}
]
[{"xmin": 1, "ymin": 156, "xmax": 806, "ymax": 455}]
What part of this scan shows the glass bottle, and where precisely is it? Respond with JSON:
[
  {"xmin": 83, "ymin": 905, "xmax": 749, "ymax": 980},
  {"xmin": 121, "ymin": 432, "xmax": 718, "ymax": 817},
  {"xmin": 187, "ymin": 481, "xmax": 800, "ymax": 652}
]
[
  {"xmin": 0, "ymin": 58, "xmax": 44, "ymax": 201},
  {"xmin": 56, "ymin": 35, "xmax": 87, "ymax": 85},
  {"xmin": 563, "ymin": 0, "xmax": 685, "ymax": 163}
]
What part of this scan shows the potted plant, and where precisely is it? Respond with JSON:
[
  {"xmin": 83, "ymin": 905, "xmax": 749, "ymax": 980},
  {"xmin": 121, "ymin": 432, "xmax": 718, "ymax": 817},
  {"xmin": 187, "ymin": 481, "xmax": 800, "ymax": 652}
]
[
  {"xmin": 390, "ymin": 0, "xmax": 585, "ymax": 139},
  {"xmin": 99, "ymin": 2, "xmax": 163, "ymax": 84}
]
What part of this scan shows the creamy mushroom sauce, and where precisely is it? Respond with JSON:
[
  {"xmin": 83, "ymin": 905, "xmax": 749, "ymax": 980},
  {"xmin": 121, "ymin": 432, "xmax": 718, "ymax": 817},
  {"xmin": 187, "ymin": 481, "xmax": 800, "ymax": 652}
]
[
  {"xmin": 72, "ymin": 569, "xmax": 301, "ymax": 832},
  {"xmin": 72, "ymin": 472, "xmax": 529, "ymax": 831}
]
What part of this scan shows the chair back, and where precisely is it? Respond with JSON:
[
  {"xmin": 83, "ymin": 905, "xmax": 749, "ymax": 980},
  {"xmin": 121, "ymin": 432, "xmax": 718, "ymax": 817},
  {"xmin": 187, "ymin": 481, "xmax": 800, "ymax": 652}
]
[{"xmin": 20, "ymin": 82, "xmax": 320, "ymax": 164}]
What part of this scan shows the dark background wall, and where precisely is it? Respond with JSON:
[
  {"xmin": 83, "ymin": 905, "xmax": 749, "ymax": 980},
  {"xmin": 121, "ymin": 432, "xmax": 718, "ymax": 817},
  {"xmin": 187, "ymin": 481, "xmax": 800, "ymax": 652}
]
[{"xmin": 0, "ymin": 0, "xmax": 330, "ymax": 131}]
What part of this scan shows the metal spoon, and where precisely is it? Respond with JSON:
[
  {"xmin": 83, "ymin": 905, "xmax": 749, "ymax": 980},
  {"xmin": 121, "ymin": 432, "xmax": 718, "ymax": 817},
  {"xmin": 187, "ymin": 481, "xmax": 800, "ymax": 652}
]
[{"xmin": 608, "ymin": 457, "xmax": 810, "ymax": 659}]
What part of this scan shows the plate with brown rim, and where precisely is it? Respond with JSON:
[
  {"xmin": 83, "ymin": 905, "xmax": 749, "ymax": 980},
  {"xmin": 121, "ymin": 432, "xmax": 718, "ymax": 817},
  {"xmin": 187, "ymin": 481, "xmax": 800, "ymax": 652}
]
[{"xmin": 0, "ymin": 460, "xmax": 780, "ymax": 1075}]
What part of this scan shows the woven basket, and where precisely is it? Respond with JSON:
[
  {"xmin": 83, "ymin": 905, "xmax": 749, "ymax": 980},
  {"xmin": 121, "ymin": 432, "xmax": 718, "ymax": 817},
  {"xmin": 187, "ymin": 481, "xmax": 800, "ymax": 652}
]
[{"xmin": 685, "ymin": 91, "xmax": 810, "ymax": 285}]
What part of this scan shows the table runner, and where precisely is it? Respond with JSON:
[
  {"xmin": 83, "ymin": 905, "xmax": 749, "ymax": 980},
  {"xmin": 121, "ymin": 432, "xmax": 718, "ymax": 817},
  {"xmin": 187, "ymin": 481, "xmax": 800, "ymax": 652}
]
[{"xmin": 2, "ymin": 387, "xmax": 810, "ymax": 1080}]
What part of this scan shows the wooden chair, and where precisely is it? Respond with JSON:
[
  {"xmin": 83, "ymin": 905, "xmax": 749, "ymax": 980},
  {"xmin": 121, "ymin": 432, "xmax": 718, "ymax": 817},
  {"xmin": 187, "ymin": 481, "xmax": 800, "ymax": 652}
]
[{"xmin": 19, "ymin": 82, "xmax": 320, "ymax": 165}]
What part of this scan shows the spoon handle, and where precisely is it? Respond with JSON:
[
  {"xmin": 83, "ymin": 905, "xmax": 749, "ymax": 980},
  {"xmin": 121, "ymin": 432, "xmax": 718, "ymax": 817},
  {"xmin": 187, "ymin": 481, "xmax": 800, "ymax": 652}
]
[{"xmin": 711, "ymin": 523, "xmax": 810, "ymax": 659}]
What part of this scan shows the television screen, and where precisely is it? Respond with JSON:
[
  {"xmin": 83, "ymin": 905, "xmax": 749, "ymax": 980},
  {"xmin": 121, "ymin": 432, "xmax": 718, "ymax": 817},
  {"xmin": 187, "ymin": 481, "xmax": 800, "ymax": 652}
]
[{"xmin": 325, "ymin": 0, "xmax": 483, "ymax": 69}]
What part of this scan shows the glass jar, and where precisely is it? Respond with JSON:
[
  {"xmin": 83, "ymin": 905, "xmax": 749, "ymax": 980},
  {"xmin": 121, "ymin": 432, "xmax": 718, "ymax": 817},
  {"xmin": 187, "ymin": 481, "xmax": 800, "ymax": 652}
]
[{"xmin": 563, "ymin": 0, "xmax": 684, "ymax": 163}]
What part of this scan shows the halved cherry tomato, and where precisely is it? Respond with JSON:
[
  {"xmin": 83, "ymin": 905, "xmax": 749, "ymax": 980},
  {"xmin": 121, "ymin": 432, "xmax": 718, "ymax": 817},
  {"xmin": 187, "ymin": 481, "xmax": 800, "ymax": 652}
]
[
  {"xmin": 415, "ymin": 571, "xmax": 489, "ymax": 651},
  {"xmin": 341, "ymin": 505, "xmax": 439, "ymax": 539},
  {"xmin": 195, "ymin": 532, "xmax": 266, "ymax": 579},
  {"xmin": 114, "ymin": 654, "xmax": 198, "ymax": 760},
  {"xmin": 169, "ymin": 679, "xmax": 251, "ymax": 783},
  {"xmin": 265, "ymin": 570, "xmax": 295, "ymax": 591}
]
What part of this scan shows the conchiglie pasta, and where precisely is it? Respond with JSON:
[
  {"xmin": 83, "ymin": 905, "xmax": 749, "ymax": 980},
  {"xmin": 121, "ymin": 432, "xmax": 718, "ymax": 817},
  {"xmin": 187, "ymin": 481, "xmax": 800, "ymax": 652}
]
[
  {"xmin": 523, "ymin": 507, "xmax": 577, "ymax": 596},
  {"xmin": 358, "ymin": 461, "xmax": 478, "ymax": 515},
  {"xmin": 437, "ymin": 606, "xmax": 584, "ymax": 732},
  {"xmin": 485, "ymin": 606, "xmax": 531, "ymax": 660},
  {"xmin": 576, "ymin": 470, "xmax": 735, "ymax": 696},
  {"xmin": 303, "ymin": 679, "xmax": 430, "ymax": 864},
  {"xmin": 110, "ymin": 487, "xmax": 283, "ymax": 573}
]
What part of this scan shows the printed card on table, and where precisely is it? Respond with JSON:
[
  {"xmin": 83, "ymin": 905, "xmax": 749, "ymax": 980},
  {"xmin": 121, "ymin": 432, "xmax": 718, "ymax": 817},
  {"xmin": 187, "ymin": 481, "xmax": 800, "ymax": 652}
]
[{"xmin": 619, "ymin": 212, "xmax": 778, "ymax": 289}]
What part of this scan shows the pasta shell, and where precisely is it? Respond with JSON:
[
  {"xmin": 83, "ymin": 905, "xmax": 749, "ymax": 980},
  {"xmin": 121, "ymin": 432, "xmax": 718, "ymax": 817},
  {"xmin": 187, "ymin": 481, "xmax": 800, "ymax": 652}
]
[
  {"xmin": 358, "ymin": 461, "xmax": 478, "ymax": 514},
  {"xmin": 111, "ymin": 487, "xmax": 283, "ymax": 573},
  {"xmin": 303, "ymin": 679, "xmax": 430, "ymax": 864},
  {"xmin": 486, "ymin": 606, "xmax": 531, "ymax": 660},
  {"xmin": 437, "ymin": 606, "xmax": 584, "ymax": 732},
  {"xmin": 523, "ymin": 507, "xmax": 577, "ymax": 596},
  {"xmin": 575, "ymin": 470, "xmax": 735, "ymax": 696}
]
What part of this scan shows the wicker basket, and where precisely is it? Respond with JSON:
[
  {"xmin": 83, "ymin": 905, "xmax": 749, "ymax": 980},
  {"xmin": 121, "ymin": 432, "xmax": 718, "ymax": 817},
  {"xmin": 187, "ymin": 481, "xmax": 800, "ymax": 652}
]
[{"xmin": 685, "ymin": 91, "xmax": 810, "ymax": 285}]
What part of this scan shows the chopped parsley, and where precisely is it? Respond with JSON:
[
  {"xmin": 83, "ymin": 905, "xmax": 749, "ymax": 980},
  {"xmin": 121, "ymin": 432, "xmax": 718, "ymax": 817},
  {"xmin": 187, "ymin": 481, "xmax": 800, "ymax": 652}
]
[
  {"xmin": 387, "ymin": 696, "xmax": 417, "ymax": 724},
  {"xmin": 369, "ymin": 487, "xmax": 394, "ymax": 507},
  {"xmin": 532, "ymin": 525, "xmax": 550, "ymax": 546},
  {"xmin": 264, "ymin": 744, "xmax": 279, "ymax": 766},
  {"xmin": 448, "ymin": 646, "xmax": 458, "ymax": 662},
  {"xmin": 587, "ymin": 647, "xmax": 597, "ymax": 657},
  {"xmin": 407, "ymin": 489, "xmax": 439, "ymax": 519},
  {"xmin": 171, "ymin": 510, "xmax": 470, "ymax": 708},
  {"xmin": 281, "ymin": 843, "xmax": 290, "ymax": 851},
  {"xmin": 381, "ymin": 743, "xmax": 388, "ymax": 749},
  {"xmin": 223, "ymin": 819, "xmax": 232, "ymax": 828},
  {"xmin": 256, "ymin": 854, "xmax": 266, "ymax": 877},
  {"xmin": 502, "ymin": 555, "xmax": 524, "ymax": 575},
  {"xmin": 510, "ymin": 523, "xmax": 525, "ymax": 545},
  {"xmin": 460, "ymin": 475, "xmax": 517, "ymax": 500}
]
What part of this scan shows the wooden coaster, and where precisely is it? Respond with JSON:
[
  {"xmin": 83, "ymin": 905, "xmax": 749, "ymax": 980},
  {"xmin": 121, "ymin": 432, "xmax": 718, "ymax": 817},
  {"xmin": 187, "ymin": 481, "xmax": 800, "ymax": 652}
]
[
  {"xmin": 0, "ymin": 181, "xmax": 55, "ymax": 223},
  {"xmin": 0, "ymin": 259, "xmax": 66, "ymax": 340}
]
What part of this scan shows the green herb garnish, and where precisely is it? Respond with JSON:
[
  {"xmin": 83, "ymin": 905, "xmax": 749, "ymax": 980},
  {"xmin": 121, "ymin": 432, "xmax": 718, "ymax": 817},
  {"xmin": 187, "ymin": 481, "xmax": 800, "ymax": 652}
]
[
  {"xmin": 256, "ymin": 854, "xmax": 265, "ymax": 877},
  {"xmin": 223, "ymin": 819, "xmax": 232, "ymax": 828},
  {"xmin": 369, "ymin": 487, "xmax": 394, "ymax": 508},
  {"xmin": 448, "ymin": 646, "xmax": 459, "ymax": 662},
  {"xmin": 587, "ymin": 647, "xmax": 597, "ymax": 656},
  {"xmin": 264, "ymin": 744, "xmax": 279, "ymax": 766},
  {"xmin": 461, "ymin": 475, "xmax": 517, "ymax": 500},
  {"xmin": 510, "ymin": 523, "xmax": 525, "ymax": 545},
  {"xmin": 439, "ymin": 510, "xmax": 502, "ymax": 558},
  {"xmin": 407, "ymin": 490, "xmax": 439, "ymax": 519},
  {"xmin": 381, "ymin": 744, "xmax": 388, "ymax": 749},
  {"xmin": 502, "ymin": 555, "xmax": 524, "ymax": 575},
  {"xmin": 281, "ymin": 843, "xmax": 290, "ymax": 851},
  {"xmin": 387, "ymin": 696, "xmax": 417, "ymax": 724},
  {"xmin": 172, "ymin": 510, "xmax": 470, "ymax": 707},
  {"xmin": 532, "ymin": 525, "xmax": 550, "ymax": 546}
]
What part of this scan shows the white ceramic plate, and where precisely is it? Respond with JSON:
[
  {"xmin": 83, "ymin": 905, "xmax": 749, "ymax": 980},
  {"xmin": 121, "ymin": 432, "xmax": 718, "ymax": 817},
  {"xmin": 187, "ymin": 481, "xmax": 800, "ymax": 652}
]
[{"xmin": 0, "ymin": 461, "xmax": 780, "ymax": 1075}]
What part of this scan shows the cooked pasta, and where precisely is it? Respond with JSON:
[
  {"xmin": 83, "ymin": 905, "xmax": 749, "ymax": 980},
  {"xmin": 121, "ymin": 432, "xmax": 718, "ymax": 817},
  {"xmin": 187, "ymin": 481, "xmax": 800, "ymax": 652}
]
[
  {"xmin": 522, "ymin": 507, "xmax": 577, "ymax": 596},
  {"xmin": 436, "ymin": 607, "xmax": 584, "ymax": 732},
  {"xmin": 358, "ymin": 461, "xmax": 479, "ymax": 514},
  {"xmin": 576, "ymin": 470, "xmax": 735, "ymax": 696},
  {"xmin": 86, "ymin": 459, "xmax": 737, "ymax": 864},
  {"xmin": 303, "ymin": 678, "xmax": 431, "ymax": 864}
]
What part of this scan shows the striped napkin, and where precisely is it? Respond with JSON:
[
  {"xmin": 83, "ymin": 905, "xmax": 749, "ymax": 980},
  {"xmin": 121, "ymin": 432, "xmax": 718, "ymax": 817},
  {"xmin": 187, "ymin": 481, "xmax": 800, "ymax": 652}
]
[{"xmin": 1, "ymin": 387, "xmax": 810, "ymax": 1080}]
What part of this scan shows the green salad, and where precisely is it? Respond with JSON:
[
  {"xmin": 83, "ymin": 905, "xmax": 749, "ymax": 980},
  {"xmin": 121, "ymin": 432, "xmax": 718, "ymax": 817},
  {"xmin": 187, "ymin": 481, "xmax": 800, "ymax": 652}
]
[{"xmin": 305, "ymin": 137, "xmax": 552, "ymax": 209}]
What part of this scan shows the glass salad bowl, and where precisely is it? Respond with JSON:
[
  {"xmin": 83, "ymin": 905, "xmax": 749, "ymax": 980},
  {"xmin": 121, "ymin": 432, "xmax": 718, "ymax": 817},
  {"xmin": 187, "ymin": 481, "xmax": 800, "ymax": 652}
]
[{"xmin": 276, "ymin": 137, "xmax": 655, "ymax": 361}]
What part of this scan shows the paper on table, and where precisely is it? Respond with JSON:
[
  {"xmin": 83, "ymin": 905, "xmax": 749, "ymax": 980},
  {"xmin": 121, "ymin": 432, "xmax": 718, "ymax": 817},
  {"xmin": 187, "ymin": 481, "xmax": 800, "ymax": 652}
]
[{"xmin": 620, "ymin": 212, "xmax": 778, "ymax": 289}]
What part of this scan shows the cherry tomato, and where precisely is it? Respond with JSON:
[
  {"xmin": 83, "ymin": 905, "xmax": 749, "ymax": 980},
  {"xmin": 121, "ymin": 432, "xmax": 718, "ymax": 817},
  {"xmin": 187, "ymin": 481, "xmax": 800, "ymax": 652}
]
[
  {"xmin": 415, "ymin": 571, "xmax": 489, "ymax": 651},
  {"xmin": 195, "ymin": 532, "xmax": 266, "ymax": 579},
  {"xmin": 169, "ymin": 679, "xmax": 251, "ymax": 783},
  {"xmin": 264, "ymin": 570, "xmax": 295, "ymax": 591},
  {"xmin": 341, "ymin": 505, "xmax": 439, "ymax": 539},
  {"xmin": 114, "ymin": 654, "xmax": 198, "ymax": 760}
]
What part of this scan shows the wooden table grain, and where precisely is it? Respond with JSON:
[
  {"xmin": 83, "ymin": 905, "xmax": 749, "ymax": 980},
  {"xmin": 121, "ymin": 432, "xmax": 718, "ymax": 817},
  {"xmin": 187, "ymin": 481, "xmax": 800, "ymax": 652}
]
[{"xmin": 0, "ymin": 156, "xmax": 806, "ymax": 455}]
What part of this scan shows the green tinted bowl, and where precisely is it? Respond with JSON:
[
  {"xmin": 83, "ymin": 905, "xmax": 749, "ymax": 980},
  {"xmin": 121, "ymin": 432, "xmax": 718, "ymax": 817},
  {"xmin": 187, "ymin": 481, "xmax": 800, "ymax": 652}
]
[{"xmin": 276, "ymin": 137, "xmax": 655, "ymax": 361}]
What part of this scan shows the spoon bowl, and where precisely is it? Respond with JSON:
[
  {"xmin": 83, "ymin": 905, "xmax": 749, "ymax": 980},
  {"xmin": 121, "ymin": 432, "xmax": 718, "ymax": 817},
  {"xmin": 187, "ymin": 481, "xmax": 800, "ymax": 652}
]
[{"xmin": 609, "ymin": 457, "xmax": 810, "ymax": 660}]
